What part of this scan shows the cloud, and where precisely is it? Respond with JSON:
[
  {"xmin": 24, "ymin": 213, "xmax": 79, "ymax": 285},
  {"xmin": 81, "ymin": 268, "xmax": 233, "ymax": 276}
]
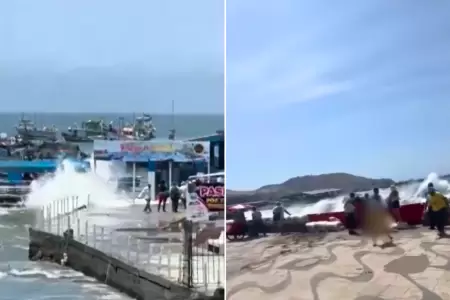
[{"xmin": 227, "ymin": 37, "xmax": 357, "ymax": 111}]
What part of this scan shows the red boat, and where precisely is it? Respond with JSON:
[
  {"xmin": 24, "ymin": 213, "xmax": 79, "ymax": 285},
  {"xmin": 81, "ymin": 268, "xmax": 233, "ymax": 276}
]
[
  {"xmin": 226, "ymin": 204, "xmax": 254, "ymax": 240},
  {"xmin": 307, "ymin": 202, "xmax": 425, "ymax": 226}
]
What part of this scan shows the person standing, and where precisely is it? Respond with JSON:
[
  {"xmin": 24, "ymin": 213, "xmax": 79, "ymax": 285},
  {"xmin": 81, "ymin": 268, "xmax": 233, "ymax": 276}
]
[
  {"xmin": 426, "ymin": 183, "xmax": 448, "ymax": 237},
  {"xmin": 387, "ymin": 185, "xmax": 402, "ymax": 223},
  {"xmin": 143, "ymin": 183, "xmax": 152, "ymax": 213},
  {"xmin": 272, "ymin": 201, "xmax": 291, "ymax": 222},
  {"xmin": 344, "ymin": 193, "xmax": 358, "ymax": 235},
  {"xmin": 170, "ymin": 183, "xmax": 181, "ymax": 213},
  {"xmin": 157, "ymin": 180, "xmax": 168, "ymax": 212},
  {"xmin": 372, "ymin": 187, "xmax": 383, "ymax": 203},
  {"xmin": 251, "ymin": 207, "xmax": 266, "ymax": 237},
  {"xmin": 365, "ymin": 189, "xmax": 394, "ymax": 247}
]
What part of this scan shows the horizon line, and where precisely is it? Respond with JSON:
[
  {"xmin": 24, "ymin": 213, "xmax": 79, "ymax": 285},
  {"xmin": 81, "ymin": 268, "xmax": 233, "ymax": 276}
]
[{"xmin": 0, "ymin": 112, "xmax": 224, "ymax": 116}]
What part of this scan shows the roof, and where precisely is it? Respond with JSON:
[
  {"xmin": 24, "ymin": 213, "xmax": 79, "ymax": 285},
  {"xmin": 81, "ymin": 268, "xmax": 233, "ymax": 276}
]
[
  {"xmin": 95, "ymin": 152, "xmax": 208, "ymax": 163},
  {"xmin": 186, "ymin": 132, "xmax": 224, "ymax": 143},
  {"xmin": 0, "ymin": 159, "xmax": 90, "ymax": 173},
  {"xmin": 302, "ymin": 188, "xmax": 342, "ymax": 196},
  {"xmin": 0, "ymin": 160, "xmax": 57, "ymax": 172}
]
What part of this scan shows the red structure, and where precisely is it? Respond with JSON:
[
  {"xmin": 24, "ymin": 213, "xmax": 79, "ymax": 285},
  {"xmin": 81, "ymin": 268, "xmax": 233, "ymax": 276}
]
[{"xmin": 307, "ymin": 202, "xmax": 425, "ymax": 226}]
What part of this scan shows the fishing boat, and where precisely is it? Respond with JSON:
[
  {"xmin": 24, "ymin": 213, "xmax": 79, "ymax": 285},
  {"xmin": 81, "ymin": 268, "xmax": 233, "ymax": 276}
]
[
  {"xmin": 62, "ymin": 119, "xmax": 118, "ymax": 142},
  {"xmin": 15, "ymin": 116, "xmax": 58, "ymax": 142},
  {"xmin": 120, "ymin": 114, "xmax": 156, "ymax": 140},
  {"xmin": 168, "ymin": 129, "xmax": 176, "ymax": 140}
]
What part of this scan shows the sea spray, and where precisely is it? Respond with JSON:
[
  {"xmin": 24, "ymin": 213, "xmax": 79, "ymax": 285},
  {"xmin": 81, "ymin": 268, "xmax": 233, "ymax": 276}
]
[
  {"xmin": 26, "ymin": 156, "xmax": 131, "ymax": 210},
  {"xmin": 246, "ymin": 172, "xmax": 450, "ymax": 220}
]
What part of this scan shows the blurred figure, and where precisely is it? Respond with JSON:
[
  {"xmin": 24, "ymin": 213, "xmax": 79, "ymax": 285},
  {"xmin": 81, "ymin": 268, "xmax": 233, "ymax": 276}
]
[
  {"xmin": 365, "ymin": 188, "xmax": 394, "ymax": 247},
  {"xmin": 157, "ymin": 180, "xmax": 168, "ymax": 212},
  {"xmin": 344, "ymin": 193, "xmax": 358, "ymax": 235},
  {"xmin": 372, "ymin": 187, "xmax": 383, "ymax": 203},
  {"xmin": 251, "ymin": 207, "xmax": 266, "ymax": 237},
  {"xmin": 426, "ymin": 182, "xmax": 435, "ymax": 230},
  {"xmin": 272, "ymin": 201, "xmax": 291, "ymax": 222},
  {"xmin": 143, "ymin": 183, "xmax": 152, "ymax": 213},
  {"xmin": 170, "ymin": 183, "xmax": 181, "ymax": 213},
  {"xmin": 387, "ymin": 185, "xmax": 402, "ymax": 223}
]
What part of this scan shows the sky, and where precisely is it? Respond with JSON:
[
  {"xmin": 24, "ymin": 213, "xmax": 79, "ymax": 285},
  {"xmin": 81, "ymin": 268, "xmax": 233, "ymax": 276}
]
[
  {"xmin": 0, "ymin": 0, "xmax": 223, "ymax": 113},
  {"xmin": 227, "ymin": 0, "xmax": 450, "ymax": 189}
]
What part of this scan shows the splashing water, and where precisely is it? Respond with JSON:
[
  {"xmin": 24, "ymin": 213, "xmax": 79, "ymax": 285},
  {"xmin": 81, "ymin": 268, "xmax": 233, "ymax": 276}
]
[
  {"xmin": 249, "ymin": 172, "xmax": 450, "ymax": 220},
  {"xmin": 26, "ymin": 156, "xmax": 132, "ymax": 210}
]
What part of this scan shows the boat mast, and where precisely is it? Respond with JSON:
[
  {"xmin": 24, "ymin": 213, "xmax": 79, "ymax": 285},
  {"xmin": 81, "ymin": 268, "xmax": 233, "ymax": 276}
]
[
  {"xmin": 171, "ymin": 100, "xmax": 175, "ymax": 129},
  {"xmin": 170, "ymin": 100, "xmax": 176, "ymax": 140}
]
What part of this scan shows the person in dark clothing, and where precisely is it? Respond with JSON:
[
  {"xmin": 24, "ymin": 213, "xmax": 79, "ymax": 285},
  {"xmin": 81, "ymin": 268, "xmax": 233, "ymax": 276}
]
[
  {"xmin": 387, "ymin": 185, "xmax": 402, "ymax": 223},
  {"xmin": 143, "ymin": 184, "xmax": 152, "ymax": 213},
  {"xmin": 372, "ymin": 187, "xmax": 383, "ymax": 203},
  {"xmin": 426, "ymin": 182, "xmax": 436, "ymax": 230},
  {"xmin": 251, "ymin": 207, "xmax": 267, "ymax": 237},
  {"xmin": 272, "ymin": 202, "xmax": 291, "ymax": 222},
  {"xmin": 157, "ymin": 180, "xmax": 168, "ymax": 212},
  {"xmin": 170, "ymin": 184, "xmax": 181, "ymax": 213},
  {"xmin": 426, "ymin": 183, "xmax": 448, "ymax": 237},
  {"xmin": 344, "ymin": 193, "xmax": 358, "ymax": 235}
]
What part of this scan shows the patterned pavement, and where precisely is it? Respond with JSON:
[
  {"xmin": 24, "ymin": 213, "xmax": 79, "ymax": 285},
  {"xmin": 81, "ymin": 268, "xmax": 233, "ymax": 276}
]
[{"xmin": 227, "ymin": 229, "xmax": 450, "ymax": 300}]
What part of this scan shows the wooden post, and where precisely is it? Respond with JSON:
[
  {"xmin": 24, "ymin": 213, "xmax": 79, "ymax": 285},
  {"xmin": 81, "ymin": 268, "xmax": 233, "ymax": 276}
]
[{"xmin": 182, "ymin": 219, "xmax": 193, "ymax": 288}]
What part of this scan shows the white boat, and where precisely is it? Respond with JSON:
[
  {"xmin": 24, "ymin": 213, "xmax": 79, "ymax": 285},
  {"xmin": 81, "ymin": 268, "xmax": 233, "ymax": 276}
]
[{"xmin": 120, "ymin": 114, "xmax": 156, "ymax": 140}]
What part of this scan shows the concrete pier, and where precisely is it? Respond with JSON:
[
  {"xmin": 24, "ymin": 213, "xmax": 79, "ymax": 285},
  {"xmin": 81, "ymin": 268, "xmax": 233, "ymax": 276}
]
[{"xmin": 30, "ymin": 198, "xmax": 224, "ymax": 300}]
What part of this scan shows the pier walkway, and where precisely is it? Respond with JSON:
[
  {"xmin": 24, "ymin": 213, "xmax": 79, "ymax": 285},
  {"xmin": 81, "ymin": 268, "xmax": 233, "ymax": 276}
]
[
  {"xmin": 227, "ymin": 229, "xmax": 450, "ymax": 300},
  {"xmin": 34, "ymin": 196, "xmax": 224, "ymax": 295}
]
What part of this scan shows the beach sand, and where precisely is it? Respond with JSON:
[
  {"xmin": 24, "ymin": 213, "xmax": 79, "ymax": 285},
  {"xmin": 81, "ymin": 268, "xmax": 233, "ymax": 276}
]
[{"xmin": 227, "ymin": 228, "xmax": 450, "ymax": 300}]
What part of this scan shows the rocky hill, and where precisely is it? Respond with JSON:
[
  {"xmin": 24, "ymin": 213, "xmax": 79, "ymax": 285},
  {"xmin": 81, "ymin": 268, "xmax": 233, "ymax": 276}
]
[{"xmin": 227, "ymin": 173, "xmax": 395, "ymax": 205}]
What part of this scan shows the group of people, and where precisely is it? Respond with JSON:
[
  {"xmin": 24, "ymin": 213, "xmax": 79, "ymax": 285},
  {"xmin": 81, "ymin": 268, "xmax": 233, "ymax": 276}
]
[
  {"xmin": 142, "ymin": 179, "xmax": 184, "ymax": 213},
  {"xmin": 343, "ymin": 187, "xmax": 396, "ymax": 246},
  {"xmin": 245, "ymin": 202, "xmax": 292, "ymax": 237},
  {"xmin": 344, "ymin": 183, "xmax": 449, "ymax": 246}
]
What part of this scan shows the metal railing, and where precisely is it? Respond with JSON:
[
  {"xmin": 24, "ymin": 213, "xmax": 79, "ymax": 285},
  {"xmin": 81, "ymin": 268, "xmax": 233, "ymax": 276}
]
[{"xmin": 35, "ymin": 196, "xmax": 224, "ymax": 293}]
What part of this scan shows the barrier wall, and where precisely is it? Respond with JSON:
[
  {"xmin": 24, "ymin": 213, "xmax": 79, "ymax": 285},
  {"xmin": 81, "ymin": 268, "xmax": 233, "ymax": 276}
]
[
  {"xmin": 33, "ymin": 195, "xmax": 224, "ymax": 296},
  {"xmin": 28, "ymin": 228, "xmax": 194, "ymax": 300}
]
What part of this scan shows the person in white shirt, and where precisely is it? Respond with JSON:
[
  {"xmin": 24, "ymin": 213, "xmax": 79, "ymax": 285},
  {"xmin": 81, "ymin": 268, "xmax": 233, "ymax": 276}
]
[{"xmin": 143, "ymin": 183, "xmax": 152, "ymax": 213}]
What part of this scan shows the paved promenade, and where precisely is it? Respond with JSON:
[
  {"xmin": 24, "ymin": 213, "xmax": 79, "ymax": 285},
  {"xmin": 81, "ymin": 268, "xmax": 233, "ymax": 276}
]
[{"xmin": 227, "ymin": 228, "xmax": 450, "ymax": 300}]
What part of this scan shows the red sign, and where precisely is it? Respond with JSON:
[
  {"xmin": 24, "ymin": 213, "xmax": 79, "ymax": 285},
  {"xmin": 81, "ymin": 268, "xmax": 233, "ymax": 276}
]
[
  {"xmin": 197, "ymin": 183, "xmax": 224, "ymax": 211},
  {"xmin": 120, "ymin": 143, "xmax": 151, "ymax": 153},
  {"xmin": 199, "ymin": 186, "xmax": 224, "ymax": 198},
  {"xmin": 119, "ymin": 142, "xmax": 173, "ymax": 153}
]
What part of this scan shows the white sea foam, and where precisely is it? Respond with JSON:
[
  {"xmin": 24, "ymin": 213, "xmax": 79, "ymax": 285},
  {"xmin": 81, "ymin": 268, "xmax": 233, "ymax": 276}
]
[
  {"xmin": 26, "ymin": 157, "xmax": 132, "ymax": 210},
  {"xmin": 249, "ymin": 172, "xmax": 450, "ymax": 220}
]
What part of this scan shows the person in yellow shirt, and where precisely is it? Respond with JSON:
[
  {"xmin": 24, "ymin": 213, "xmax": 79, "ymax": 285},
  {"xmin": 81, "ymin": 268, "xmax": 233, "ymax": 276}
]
[{"xmin": 426, "ymin": 183, "xmax": 448, "ymax": 237}]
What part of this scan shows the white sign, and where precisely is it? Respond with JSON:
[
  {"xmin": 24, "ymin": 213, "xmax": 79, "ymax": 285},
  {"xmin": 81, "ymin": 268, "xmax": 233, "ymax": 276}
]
[{"xmin": 185, "ymin": 191, "xmax": 210, "ymax": 222}]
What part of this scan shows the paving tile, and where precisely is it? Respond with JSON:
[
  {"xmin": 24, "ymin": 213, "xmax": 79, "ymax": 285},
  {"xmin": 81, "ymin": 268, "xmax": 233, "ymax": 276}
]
[{"xmin": 227, "ymin": 229, "xmax": 450, "ymax": 300}]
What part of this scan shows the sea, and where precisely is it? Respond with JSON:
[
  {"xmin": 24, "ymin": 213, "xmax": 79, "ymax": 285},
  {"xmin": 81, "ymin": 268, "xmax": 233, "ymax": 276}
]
[{"xmin": 0, "ymin": 112, "xmax": 223, "ymax": 300}]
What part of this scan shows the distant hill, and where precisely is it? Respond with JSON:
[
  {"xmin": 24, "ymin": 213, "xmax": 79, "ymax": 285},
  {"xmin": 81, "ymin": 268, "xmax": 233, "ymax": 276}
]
[{"xmin": 227, "ymin": 173, "xmax": 395, "ymax": 205}]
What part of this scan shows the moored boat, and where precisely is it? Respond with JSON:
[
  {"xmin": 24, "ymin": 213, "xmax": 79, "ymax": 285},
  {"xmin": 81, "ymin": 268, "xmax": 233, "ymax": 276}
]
[
  {"xmin": 120, "ymin": 113, "xmax": 156, "ymax": 140},
  {"xmin": 62, "ymin": 120, "xmax": 118, "ymax": 142},
  {"xmin": 15, "ymin": 116, "xmax": 58, "ymax": 142}
]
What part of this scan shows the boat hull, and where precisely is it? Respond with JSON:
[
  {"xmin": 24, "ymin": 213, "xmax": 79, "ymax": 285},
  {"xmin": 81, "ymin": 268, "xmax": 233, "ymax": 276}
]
[
  {"xmin": 307, "ymin": 202, "xmax": 425, "ymax": 226},
  {"xmin": 61, "ymin": 133, "xmax": 93, "ymax": 143},
  {"xmin": 17, "ymin": 129, "xmax": 57, "ymax": 141},
  {"xmin": 0, "ymin": 195, "xmax": 24, "ymax": 207}
]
